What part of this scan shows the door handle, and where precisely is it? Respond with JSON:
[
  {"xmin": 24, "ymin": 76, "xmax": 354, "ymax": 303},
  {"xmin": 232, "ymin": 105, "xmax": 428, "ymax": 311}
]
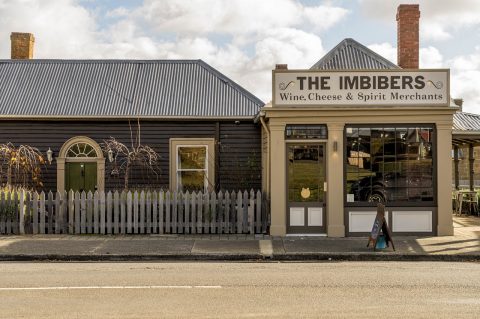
[{"xmin": 324, "ymin": 182, "xmax": 327, "ymax": 192}]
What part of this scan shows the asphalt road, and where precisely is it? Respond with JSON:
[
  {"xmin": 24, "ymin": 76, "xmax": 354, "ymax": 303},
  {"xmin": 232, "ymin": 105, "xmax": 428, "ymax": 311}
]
[{"xmin": 0, "ymin": 261, "xmax": 479, "ymax": 318}]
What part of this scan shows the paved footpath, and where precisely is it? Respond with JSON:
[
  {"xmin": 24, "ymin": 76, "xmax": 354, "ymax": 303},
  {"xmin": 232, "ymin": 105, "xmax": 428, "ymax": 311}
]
[{"xmin": 0, "ymin": 216, "xmax": 479, "ymax": 261}]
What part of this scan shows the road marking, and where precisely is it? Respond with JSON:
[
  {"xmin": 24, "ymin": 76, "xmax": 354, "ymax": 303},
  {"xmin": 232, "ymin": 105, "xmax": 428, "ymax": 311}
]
[
  {"xmin": 0, "ymin": 285, "xmax": 222, "ymax": 291},
  {"xmin": 259, "ymin": 239, "xmax": 273, "ymax": 257}
]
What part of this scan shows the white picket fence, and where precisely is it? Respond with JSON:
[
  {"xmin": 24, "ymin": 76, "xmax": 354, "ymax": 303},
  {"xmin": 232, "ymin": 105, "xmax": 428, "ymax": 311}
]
[{"xmin": 0, "ymin": 190, "xmax": 269, "ymax": 235}]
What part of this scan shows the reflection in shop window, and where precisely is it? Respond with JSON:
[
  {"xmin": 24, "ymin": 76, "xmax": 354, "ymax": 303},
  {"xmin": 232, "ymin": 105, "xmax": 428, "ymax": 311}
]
[{"xmin": 346, "ymin": 126, "xmax": 434, "ymax": 205}]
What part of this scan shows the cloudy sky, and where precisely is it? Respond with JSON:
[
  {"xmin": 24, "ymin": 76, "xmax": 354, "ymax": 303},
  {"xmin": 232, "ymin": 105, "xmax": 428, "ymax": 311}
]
[{"xmin": 1, "ymin": 0, "xmax": 479, "ymax": 113}]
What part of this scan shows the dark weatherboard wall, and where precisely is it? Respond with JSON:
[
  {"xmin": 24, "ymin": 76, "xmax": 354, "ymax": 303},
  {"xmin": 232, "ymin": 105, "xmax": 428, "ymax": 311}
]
[{"xmin": 0, "ymin": 120, "xmax": 262, "ymax": 191}]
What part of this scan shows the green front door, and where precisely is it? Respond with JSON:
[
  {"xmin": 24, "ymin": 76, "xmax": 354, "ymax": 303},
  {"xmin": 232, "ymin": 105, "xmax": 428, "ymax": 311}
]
[{"xmin": 65, "ymin": 162, "xmax": 97, "ymax": 192}]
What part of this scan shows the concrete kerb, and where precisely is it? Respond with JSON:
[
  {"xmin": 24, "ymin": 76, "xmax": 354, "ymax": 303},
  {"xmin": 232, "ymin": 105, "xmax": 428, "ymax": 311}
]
[{"xmin": 1, "ymin": 253, "xmax": 480, "ymax": 262}]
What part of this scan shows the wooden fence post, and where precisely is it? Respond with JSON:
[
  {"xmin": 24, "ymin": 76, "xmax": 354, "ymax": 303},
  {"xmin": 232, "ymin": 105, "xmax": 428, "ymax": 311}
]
[
  {"xmin": 158, "ymin": 190, "xmax": 163, "ymax": 234},
  {"xmin": 86, "ymin": 191, "xmax": 93, "ymax": 233},
  {"xmin": 203, "ymin": 192, "xmax": 210, "ymax": 234},
  {"xmin": 196, "ymin": 192, "xmax": 203, "ymax": 234},
  {"xmin": 243, "ymin": 190, "xmax": 249, "ymax": 233},
  {"xmin": 74, "ymin": 191, "xmax": 80, "ymax": 234},
  {"xmin": 55, "ymin": 191, "xmax": 61, "ymax": 234},
  {"xmin": 120, "ymin": 191, "xmax": 127, "ymax": 234},
  {"xmin": 146, "ymin": 191, "xmax": 151, "ymax": 234},
  {"xmin": 184, "ymin": 191, "xmax": 190, "ymax": 234},
  {"xmin": 19, "ymin": 190, "xmax": 25, "ymax": 235},
  {"xmin": 236, "ymin": 191, "xmax": 242, "ymax": 234},
  {"xmin": 256, "ymin": 190, "xmax": 262, "ymax": 234},
  {"xmin": 47, "ymin": 191, "xmax": 53, "ymax": 234},
  {"xmin": 61, "ymin": 190, "xmax": 68, "ymax": 234},
  {"xmin": 210, "ymin": 191, "xmax": 216, "ymax": 234},
  {"xmin": 217, "ymin": 191, "xmax": 223, "ymax": 234},
  {"xmin": 140, "ymin": 191, "xmax": 145, "ymax": 234},
  {"xmin": 127, "ymin": 191, "xmax": 133, "ymax": 234},
  {"xmin": 133, "ymin": 191, "xmax": 139, "ymax": 234},
  {"xmin": 104, "ymin": 191, "xmax": 110, "ymax": 234},
  {"xmin": 13, "ymin": 191, "xmax": 19, "ymax": 234},
  {"xmin": 152, "ymin": 191, "xmax": 158, "ymax": 234},
  {"xmin": 80, "ymin": 191, "xmax": 86, "ymax": 234},
  {"xmin": 113, "ymin": 191, "xmax": 120, "ymax": 234},
  {"xmin": 230, "ymin": 191, "xmax": 236, "ymax": 234},
  {"xmin": 191, "ymin": 191, "xmax": 196, "ymax": 235},
  {"xmin": 165, "ymin": 191, "xmax": 171, "ymax": 234},
  {"xmin": 0, "ymin": 192, "xmax": 5, "ymax": 234},
  {"xmin": 67, "ymin": 190, "xmax": 74, "ymax": 234},
  {"xmin": 98, "ymin": 191, "xmax": 105, "ymax": 234},
  {"xmin": 32, "ymin": 192, "xmax": 38, "ymax": 235},
  {"xmin": 172, "ymin": 191, "xmax": 178, "ymax": 234},
  {"xmin": 93, "ymin": 191, "xmax": 99, "ymax": 234},
  {"xmin": 224, "ymin": 191, "xmax": 230, "ymax": 234},
  {"xmin": 249, "ymin": 189, "xmax": 255, "ymax": 234},
  {"xmin": 39, "ymin": 192, "xmax": 46, "ymax": 234}
]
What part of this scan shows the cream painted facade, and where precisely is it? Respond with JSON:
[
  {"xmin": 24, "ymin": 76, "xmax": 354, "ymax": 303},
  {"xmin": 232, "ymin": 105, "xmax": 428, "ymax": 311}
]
[{"xmin": 262, "ymin": 106, "xmax": 455, "ymax": 237}]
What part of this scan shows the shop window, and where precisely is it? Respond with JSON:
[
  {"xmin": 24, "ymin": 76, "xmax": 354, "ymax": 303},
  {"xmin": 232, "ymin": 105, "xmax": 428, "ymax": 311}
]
[
  {"xmin": 345, "ymin": 125, "xmax": 435, "ymax": 205},
  {"xmin": 169, "ymin": 138, "xmax": 215, "ymax": 192},
  {"xmin": 286, "ymin": 125, "xmax": 328, "ymax": 140}
]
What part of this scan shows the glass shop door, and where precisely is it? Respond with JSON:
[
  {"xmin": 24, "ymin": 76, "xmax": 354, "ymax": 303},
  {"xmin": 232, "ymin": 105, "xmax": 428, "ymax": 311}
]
[{"xmin": 287, "ymin": 144, "xmax": 326, "ymax": 234}]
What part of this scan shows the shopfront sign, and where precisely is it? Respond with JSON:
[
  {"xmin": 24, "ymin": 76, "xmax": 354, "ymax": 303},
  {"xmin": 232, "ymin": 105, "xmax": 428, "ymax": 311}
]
[{"xmin": 273, "ymin": 69, "xmax": 449, "ymax": 107}]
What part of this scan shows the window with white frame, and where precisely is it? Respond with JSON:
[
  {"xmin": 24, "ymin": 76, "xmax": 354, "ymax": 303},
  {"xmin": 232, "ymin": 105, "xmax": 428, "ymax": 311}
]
[
  {"xmin": 176, "ymin": 145, "xmax": 208, "ymax": 192},
  {"xmin": 170, "ymin": 138, "xmax": 215, "ymax": 192}
]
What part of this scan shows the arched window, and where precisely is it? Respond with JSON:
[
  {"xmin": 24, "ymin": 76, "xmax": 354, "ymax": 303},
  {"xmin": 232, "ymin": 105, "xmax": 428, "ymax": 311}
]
[{"xmin": 66, "ymin": 142, "xmax": 98, "ymax": 158}]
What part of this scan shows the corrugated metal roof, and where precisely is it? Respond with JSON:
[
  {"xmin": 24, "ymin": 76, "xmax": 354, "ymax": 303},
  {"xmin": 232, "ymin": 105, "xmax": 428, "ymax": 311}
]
[
  {"xmin": 0, "ymin": 59, "xmax": 264, "ymax": 118},
  {"xmin": 453, "ymin": 112, "xmax": 480, "ymax": 132},
  {"xmin": 311, "ymin": 38, "xmax": 399, "ymax": 70}
]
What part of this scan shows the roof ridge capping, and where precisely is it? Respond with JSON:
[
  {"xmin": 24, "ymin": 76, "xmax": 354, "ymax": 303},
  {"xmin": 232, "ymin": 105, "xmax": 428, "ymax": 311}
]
[{"xmin": 311, "ymin": 38, "xmax": 399, "ymax": 70}]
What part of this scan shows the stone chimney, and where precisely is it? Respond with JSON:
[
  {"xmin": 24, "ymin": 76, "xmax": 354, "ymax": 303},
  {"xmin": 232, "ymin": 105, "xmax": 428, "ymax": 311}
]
[
  {"xmin": 396, "ymin": 5, "xmax": 420, "ymax": 69},
  {"xmin": 10, "ymin": 32, "xmax": 35, "ymax": 59}
]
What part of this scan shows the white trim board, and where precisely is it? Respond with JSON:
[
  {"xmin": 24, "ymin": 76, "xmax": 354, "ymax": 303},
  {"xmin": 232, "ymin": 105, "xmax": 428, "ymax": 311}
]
[
  {"xmin": 349, "ymin": 211, "xmax": 389, "ymax": 233},
  {"xmin": 392, "ymin": 211, "xmax": 432, "ymax": 232}
]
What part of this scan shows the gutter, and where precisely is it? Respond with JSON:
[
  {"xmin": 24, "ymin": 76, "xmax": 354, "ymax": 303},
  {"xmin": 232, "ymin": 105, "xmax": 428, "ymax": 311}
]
[{"xmin": 255, "ymin": 111, "xmax": 270, "ymax": 198}]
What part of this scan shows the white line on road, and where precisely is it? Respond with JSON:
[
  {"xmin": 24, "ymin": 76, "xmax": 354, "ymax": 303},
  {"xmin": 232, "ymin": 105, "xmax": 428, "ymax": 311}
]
[{"xmin": 0, "ymin": 285, "xmax": 222, "ymax": 291}]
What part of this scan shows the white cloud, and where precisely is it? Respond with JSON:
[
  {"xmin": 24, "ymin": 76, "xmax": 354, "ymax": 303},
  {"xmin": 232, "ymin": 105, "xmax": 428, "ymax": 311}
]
[
  {"xmin": 136, "ymin": 0, "xmax": 348, "ymax": 36},
  {"xmin": 303, "ymin": 6, "xmax": 350, "ymax": 31},
  {"xmin": 359, "ymin": 0, "xmax": 480, "ymax": 42},
  {"xmin": 367, "ymin": 43, "xmax": 444, "ymax": 68},
  {"xmin": 0, "ymin": 0, "xmax": 97, "ymax": 58},
  {"xmin": 448, "ymin": 48, "xmax": 480, "ymax": 113},
  {"xmin": 420, "ymin": 46, "xmax": 443, "ymax": 68},
  {"xmin": 0, "ymin": 0, "xmax": 349, "ymax": 102},
  {"xmin": 367, "ymin": 42, "xmax": 397, "ymax": 64}
]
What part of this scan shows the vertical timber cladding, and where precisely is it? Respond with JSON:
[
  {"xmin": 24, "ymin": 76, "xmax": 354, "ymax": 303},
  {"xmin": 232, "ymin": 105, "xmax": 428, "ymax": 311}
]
[
  {"xmin": 273, "ymin": 69, "xmax": 449, "ymax": 107},
  {"xmin": 0, "ymin": 120, "xmax": 261, "ymax": 191}
]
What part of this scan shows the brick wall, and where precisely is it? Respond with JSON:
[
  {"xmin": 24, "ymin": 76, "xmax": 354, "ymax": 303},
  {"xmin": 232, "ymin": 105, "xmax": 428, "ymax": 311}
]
[
  {"xmin": 10, "ymin": 32, "xmax": 34, "ymax": 59},
  {"xmin": 397, "ymin": 4, "xmax": 420, "ymax": 69}
]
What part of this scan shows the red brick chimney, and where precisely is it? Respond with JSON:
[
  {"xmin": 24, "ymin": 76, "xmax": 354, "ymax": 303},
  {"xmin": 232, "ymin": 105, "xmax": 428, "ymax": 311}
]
[
  {"xmin": 10, "ymin": 32, "xmax": 35, "ymax": 59},
  {"xmin": 396, "ymin": 5, "xmax": 420, "ymax": 69}
]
